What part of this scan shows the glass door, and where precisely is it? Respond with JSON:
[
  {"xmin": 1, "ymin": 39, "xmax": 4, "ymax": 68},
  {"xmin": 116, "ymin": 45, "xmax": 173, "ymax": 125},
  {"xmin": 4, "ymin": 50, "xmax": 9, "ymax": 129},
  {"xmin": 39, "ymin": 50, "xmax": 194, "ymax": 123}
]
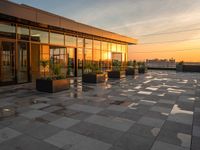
[
  {"xmin": 31, "ymin": 44, "xmax": 40, "ymax": 81},
  {"xmin": 50, "ymin": 46, "xmax": 67, "ymax": 78},
  {"xmin": 18, "ymin": 42, "xmax": 29, "ymax": 83},
  {"xmin": 77, "ymin": 48, "xmax": 83, "ymax": 76},
  {"xmin": 67, "ymin": 48, "xmax": 75, "ymax": 77},
  {"xmin": 0, "ymin": 41, "xmax": 16, "ymax": 84}
]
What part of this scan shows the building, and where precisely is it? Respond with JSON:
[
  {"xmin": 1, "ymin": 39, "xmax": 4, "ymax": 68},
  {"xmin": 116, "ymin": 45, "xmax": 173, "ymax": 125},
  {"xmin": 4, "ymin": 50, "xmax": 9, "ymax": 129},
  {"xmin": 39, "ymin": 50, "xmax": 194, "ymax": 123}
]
[
  {"xmin": 0, "ymin": 0, "xmax": 137, "ymax": 85},
  {"xmin": 146, "ymin": 59, "xmax": 176, "ymax": 69}
]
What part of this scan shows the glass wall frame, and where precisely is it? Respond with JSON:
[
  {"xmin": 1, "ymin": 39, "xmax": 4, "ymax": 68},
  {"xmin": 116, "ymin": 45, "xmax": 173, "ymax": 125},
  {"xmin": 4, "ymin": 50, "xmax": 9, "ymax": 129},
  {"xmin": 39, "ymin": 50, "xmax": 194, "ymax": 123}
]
[{"xmin": 0, "ymin": 21, "xmax": 130, "ymax": 85}]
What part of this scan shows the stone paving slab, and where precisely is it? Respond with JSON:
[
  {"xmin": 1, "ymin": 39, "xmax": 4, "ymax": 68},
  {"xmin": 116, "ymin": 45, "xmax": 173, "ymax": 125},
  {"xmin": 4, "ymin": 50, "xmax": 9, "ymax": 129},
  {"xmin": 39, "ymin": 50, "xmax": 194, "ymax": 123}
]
[
  {"xmin": 106, "ymin": 105, "xmax": 127, "ymax": 112},
  {"xmin": 49, "ymin": 117, "xmax": 80, "ymax": 129},
  {"xmin": 151, "ymin": 141, "xmax": 189, "ymax": 150},
  {"xmin": 113, "ymin": 133, "xmax": 154, "ymax": 150},
  {"xmin": 86, "ymin": 115, "xmax": 135, "ymax": 132},
  {"xmin": 0, "ymin": 71, "xmax": 199, "ymax": 150},
  {"xmin": 69, "ymin": 121, "xmax": 124, "ymax": 144},
  {"xmin": 168, "ymin": 104, "xmax": 193, "ymax": 125},
  {"xmin": 30, "ymin": 103, "xmax": 50, "ymax": 109},
  {"xmin": 157, "ymin": 129, "xmax": 191, "ymax": 148},
  {"xmin": 0, "ymin": 134, "xmax": 60, "ymax": 150},
  {"xmin": 20, "ymin": 110, "xmax": 48, "ymax": 119},
  {"xmin": 137, "ymin": 116, "xmax": 165, "ymax": 128},
  {"xmin": 0, "ymin": 127, "xmax": 21, "ymax": 143},
  {"xmin": 68, "ymin": 104, "xmax": 103, "ymax": 114},
  {"xmin": 45, "ymin": 130, "xmax": 111, "ymax": 150}
]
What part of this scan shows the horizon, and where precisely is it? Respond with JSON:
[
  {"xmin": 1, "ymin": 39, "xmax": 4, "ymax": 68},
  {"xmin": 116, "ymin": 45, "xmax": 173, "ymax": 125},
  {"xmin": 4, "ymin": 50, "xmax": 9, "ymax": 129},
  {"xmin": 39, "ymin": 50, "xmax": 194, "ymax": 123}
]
[{"xmin": 10, "ymin": 0, "xmax": 200, "ymax": 62}]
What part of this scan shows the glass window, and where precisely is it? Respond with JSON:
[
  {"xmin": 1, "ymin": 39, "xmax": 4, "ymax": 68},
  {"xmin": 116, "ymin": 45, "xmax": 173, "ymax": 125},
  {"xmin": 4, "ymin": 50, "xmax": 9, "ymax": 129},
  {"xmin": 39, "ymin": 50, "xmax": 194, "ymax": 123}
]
[
  {"xmin": 77, "ymin": 48, "xmax": 83, "ymax": 76},
  {"xmin": 102, "ymin": 42, "xmax": 108, "ymax": 50},
  {"xmin": 77, "ymin": 38, "xmax": 83, "ymax": 47},
  {"xmin": 108, "ymin": 43, "xmax": 112, "ymax": 51},
  {"xmin": 102, "ymin": 50, "xmax": 108, "ymax": 61},
  {"xmin": 93, "ymin": 40, "xmax": 101, "ymax": 50},
  {"xmin": 117, "ymin": 44, "xmax": 121, "ymax": 52},
  {"xmin": 0, "ymin": 42, "xmax": 15, "ymax": 82},
  {"xmin": 66, "ymin": 35, "xmax": 76, "ymax": 47},
  {"xmin": 40, "ymin": 45, "xmax": 50, "ymax": 75},
  {"xmin": 17, "ymin": 26, "xmax": 29, "ymax": 41},
  {"xmin": 121, "ymin": 45, "xmax": 125, "ymax": 52},
  {"xmin": 93, "ymin": 49, "xmax": 101, "ymax": 61},
  {"xmin": 50, "ymin": 32, "xmax": 64, "ymax": 45},
  {"xmin": 31, "ymin": 29, "xmax": 48, "ymax": 43},
  {"xmin": 85, "ymin": 39, "xmax": 92, "ymax": 49},
  {"xmin": 85, "ymin": 49, "xmax": 92, "ymax": 60},
  {"xmin": 0, "ymin": 23, "xmax": 16, "ymax": 39},
  {"xmin": 111, "ymin": 43, "xmax": 117, "ymax": 52}
]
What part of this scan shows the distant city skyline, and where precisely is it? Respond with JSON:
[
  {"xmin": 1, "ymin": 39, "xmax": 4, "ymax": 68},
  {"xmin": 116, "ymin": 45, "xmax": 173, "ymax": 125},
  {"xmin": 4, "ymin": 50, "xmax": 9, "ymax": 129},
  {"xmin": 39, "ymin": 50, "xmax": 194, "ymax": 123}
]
[{"xmin": 10, "ymin": 0, "xmax": 200, "ymax": 62}]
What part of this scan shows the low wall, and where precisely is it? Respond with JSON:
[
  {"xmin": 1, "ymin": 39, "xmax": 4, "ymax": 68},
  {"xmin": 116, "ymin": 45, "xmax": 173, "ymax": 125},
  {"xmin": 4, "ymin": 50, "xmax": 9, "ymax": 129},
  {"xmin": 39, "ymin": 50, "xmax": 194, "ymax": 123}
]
[{"xmin": 182, "ymin": 65, "xmax": 200, "ymax": 72}]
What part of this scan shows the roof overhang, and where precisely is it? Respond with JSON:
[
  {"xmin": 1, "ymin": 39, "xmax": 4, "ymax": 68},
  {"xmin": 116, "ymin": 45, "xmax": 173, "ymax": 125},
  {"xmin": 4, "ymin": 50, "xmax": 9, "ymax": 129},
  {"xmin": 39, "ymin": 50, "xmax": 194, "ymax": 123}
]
[{"xmin": 0, "ymin": 0, "xmax": 138, "ymax": 45}]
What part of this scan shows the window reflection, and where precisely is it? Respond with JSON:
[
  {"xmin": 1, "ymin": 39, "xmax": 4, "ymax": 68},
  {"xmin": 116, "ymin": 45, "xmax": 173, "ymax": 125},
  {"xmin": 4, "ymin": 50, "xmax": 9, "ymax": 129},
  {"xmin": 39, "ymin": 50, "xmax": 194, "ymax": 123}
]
[
  {"xmin": 18, "ymin": 26, "xmax": 29, "ymax": 41},
  {"xmin": 85, "ymin": 49, "xmax": 92, "ymax": 60},
  {"xmin": 93, "ymin": 49, "xmax": 101, "ymax": 61},
  {"xmin": 117, "ymin": 44, "xmax": 121, "ymax": 52},
  {"xmin": 0, "ymin": 23, "xmax": 16, "ymax": 39},
  {"xmin": 111, "ymin": 43, "xmax": 117, "ymax": 52},
  {"xmin": 31, "ymin": 29, "xmax": 48, "ymax": 43},
  {"xmin": 66, "ymin": 35, "xmax": 76, "ymax": 47},
  {"xmin": 77, "ymin": 38, "xmax": 83, "ymax": 47},
  {"xmin": 102, "ymin": 42, "xmax": 108, "ymax": 50},
  {"xmin": 85, "ymin": 39, "xmax": 92, "ymax": 49},
  {"xmin": 50, "ymin": 32, "xmax": 64, "ymax": 45},
  {"xmin": 93, "ymin": 40, "xmax": 100, "ymax": 49},
  {"xmin": 40, "ymin": 45, "xmax": 50, "ymax": 76}
]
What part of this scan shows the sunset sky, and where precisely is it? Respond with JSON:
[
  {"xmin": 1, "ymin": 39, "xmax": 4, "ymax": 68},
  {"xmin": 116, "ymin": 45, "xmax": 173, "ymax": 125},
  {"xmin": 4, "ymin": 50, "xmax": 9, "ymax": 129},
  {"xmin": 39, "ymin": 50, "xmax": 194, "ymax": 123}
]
[{"xmin": 11, "ymin": 0, "xmax": 200, "ymax": 62}]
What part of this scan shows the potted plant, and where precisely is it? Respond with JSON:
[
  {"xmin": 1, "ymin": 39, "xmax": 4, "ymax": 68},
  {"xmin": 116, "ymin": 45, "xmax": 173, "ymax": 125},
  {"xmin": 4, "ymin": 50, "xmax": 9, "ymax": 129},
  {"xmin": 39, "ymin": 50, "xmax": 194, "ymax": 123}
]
[
  {"xmin": 82, "ymin": 62, "xmax": 106, "ymax": 83},
  {"xmin": 138, "ymin": 62, "xmax": 147, "ymax": 73},
  {"xmin": 176, "ymin": 61, "xmax": 184, "ymax": 72},
  {"xmin": 36, "ymin": 60, "xmax": 70, "ymax": 93},
  {"xmin": 126, "ymin": 60, "xmax": 138, "ymax": 76},
  {"xmin": 108, "ymin": 60, "xmax": 126, "ymax": 78}
]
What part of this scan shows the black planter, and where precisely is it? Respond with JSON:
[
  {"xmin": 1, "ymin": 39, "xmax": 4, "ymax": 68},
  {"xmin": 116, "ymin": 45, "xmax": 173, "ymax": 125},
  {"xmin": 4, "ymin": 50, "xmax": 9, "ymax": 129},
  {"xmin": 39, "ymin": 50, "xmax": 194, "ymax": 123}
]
[
  {"xmin": 36, "ymin": 79, "xmax": 70, "ymax": 93},
  {"xmin": 82, "ymin": 73, "xmax": 106, "ymax": 83},
  {"xmin": 138, "ymin": 68, "xmax": 147, "ymax": 74},
  {"xmin": 126, "ymin": 68, "xmax": 138, "ymax": 76},
  {"xmin": 108, "ymin": 70, "xmax": 126, "ymax": 79}
]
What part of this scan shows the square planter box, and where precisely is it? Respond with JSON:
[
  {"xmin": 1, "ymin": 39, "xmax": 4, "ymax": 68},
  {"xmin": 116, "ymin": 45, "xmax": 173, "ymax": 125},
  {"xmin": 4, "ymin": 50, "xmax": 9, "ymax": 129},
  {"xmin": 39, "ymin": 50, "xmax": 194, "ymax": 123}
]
[
  {"xmin": 126, "ymin": 68, "xmax": 138, "ymax": 76},
  {"xmin": 138, "ymin": 68, "xmax": 147, "ymax": 74},
  {"xmin": 36, "ymin": 79, "xmax": 70, "ymax": 93},
  {"xmin": 108, "ymin": 70, "xmax": 126, "ymax": 79},
  {"xmin": 82, "ymin": 73, "xmax": 106, "ymax": 83}
]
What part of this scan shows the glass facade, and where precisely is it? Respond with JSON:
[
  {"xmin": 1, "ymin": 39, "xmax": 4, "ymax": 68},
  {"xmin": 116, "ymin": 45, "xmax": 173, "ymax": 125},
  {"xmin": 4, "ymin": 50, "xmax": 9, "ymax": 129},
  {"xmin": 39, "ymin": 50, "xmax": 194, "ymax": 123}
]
[
  {"xmin": 31, "ymin": 28, "xmax": 48, "ymax": 43},
  {"xmin": 0, "ymin": 23, "xmax": 16, "ymax": 39},
  {"xmin": 66, "ymin": 35, "xmax": 76, "ymax": 47},
  {"xmin": 17, "ymin": 26, "xmax": 29, "ymax": 41},
  {"xmin": 50, "ymin": 32, "xmax": 64, "ymax": 45},
  {"xmin": 0, "ymin": 22, "xmax": 129, "ymax": 85}
]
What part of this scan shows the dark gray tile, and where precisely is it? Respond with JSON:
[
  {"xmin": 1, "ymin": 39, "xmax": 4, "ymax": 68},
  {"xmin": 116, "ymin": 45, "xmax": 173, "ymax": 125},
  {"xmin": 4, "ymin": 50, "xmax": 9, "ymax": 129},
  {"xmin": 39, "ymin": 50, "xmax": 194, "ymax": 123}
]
[
  {"xmin": 69, "ymin": 121, "xmax": 124, "ymax": 144},
  {"xmin": 119, "ymin": 109, "xmax": 142, "ymax": 121},
  {"xmin": 191, "ymin": 136, "xmax": 200, "ymax": 150},
  {"xmin": 0, "ymin": 135, "xmax": 60, "ymax": 150},
  {"xmin": 151, "ymin": 141, "xmax": 189, "ymax": 150},
  {"xmin": 157, "ymin": 129, "xmax": 191, "ymax": 148},
  {"xmin": 144, "ymin": 110, "xmax": 169, "ymax": 120},
  {"xmin": 113, "ymin": 133, "xmax": 154, "ymax": 150},
  {"xmin": 162, "ymin": 121, "xmax": 192, "ymax": 134},
  {"xmin": 24, "ymin": 123, "xmax": 61, "ymax": 139},
  {"xmin": 128, "ymin": 123, "xmax": 160, "ymax": 139}
]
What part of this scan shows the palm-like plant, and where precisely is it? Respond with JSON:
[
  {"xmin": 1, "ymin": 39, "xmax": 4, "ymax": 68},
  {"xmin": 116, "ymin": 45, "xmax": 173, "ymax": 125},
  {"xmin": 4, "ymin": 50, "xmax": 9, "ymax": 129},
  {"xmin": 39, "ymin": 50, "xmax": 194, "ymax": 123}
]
[{"xmin": 40, "ymin": 60, "xmax": 49, "ymax": 78}]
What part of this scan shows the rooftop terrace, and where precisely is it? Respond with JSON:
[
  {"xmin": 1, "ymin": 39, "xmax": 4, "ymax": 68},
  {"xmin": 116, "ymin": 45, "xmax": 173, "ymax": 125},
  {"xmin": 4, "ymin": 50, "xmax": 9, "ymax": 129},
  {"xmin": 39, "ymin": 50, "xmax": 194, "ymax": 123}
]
[{"xmin": 0, "ymin": 70, "xmax": 200, "ymax": 150}]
